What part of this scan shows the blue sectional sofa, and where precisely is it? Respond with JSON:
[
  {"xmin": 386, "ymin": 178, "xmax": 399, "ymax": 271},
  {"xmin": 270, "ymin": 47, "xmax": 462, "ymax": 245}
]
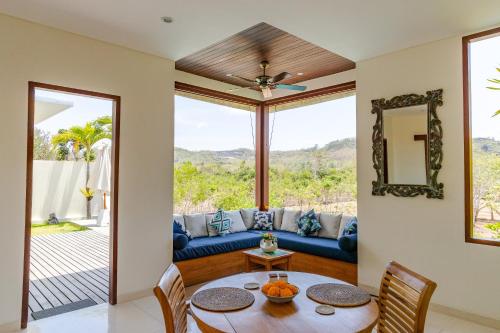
[
  {"xmin": 173, "ymin": 209, "xmax": 358, "ymax": 286},
  {"xmin": 173, "ymin": 230, "xmax": 357, "ymax": 264}
]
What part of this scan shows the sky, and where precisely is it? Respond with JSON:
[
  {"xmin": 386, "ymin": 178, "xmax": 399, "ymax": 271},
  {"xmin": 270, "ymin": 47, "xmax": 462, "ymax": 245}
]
[
  {"xmin": 470, "ymin": 35, "xmax": 500, "ymax": 139},
  {"xmin": 35, "ymin": 89, "xmax": 113, "ymax": 135},
  {"xmin": 175, "ymin": 94, "xmax": 356, "ymax": 151}
]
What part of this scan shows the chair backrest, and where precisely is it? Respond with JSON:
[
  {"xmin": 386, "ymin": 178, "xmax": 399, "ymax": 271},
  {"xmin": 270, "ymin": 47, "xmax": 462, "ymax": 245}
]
[
  {"xmin": 378, "ymin": 261, "xmax": 437, "ymax": 333},
  {"xmin": 154, "ymin": 264, "xmax": 188, "ymax": 333}
]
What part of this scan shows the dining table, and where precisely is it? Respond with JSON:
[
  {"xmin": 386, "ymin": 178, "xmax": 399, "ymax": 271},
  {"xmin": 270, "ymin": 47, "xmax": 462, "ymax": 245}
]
[{"xmin": 190, "ymin": 271, "xmax": 379, "ymax": 333}]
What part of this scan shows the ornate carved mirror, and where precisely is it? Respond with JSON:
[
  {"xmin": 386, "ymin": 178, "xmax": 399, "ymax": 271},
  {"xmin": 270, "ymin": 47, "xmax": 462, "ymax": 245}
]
[{"xmin": 371, "ymin": 89, "xmax": 443, "ymax": 198}]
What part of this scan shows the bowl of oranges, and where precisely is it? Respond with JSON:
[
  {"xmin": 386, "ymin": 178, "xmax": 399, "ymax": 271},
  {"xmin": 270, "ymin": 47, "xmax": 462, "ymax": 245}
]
[{"xmin": 261, "ymin": 280, "xmax": 299, "ymax": 303}]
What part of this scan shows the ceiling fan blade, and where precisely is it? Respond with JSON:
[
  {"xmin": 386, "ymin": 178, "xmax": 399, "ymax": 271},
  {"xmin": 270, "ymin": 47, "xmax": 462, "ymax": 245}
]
[
  {"xmin": 275, "ymin": 84, "xmax": 307, "ymax": 91},
  {"xmin": 226, "ymin": 74, "xmax": 256, "ymax": 83},
  {"xmin": 262, "ymin": 86, "xmax": 272, "ymax": 98},
  {"xmin": 272, "ymin": 72, "xmax": 292, "ymax": 83}
]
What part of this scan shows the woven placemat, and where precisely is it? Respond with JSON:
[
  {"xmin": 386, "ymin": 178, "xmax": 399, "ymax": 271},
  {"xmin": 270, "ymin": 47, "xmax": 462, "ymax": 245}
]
[
  {"xmin": 191, "ymin": 287, "xmax": 255, "ymax": 312},
  {"xmin": 306, "ymin": 283, "xmax": 371, "ymax": 307}
]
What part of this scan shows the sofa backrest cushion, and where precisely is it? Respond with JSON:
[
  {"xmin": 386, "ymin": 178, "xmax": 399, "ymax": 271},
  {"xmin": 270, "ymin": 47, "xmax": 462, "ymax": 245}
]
[
  {"xmin": 281, "ymin": 209, "xmax": 302, "ymax": 232},
  {"xmin": 240, "ymin": 208, "xmax": 258, "ymax": 229},
  {"xmin": 184, "ymin": 213, "xmax": 209, "ymax": 238},
  {"xmin": 226, "ymin": 210, "xmax": 247, "ymax": 233},
  {"xmin": 318, "ymin": 213, "xmax": 343, "ymax": 239},
  {"xmin": 269, "ymin": 208, "xmax": 284, "ymax": 230}
]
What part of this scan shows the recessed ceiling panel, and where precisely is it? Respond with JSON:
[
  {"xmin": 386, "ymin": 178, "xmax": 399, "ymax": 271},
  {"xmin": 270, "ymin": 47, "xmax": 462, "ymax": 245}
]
[{"xmin": 175, "ymin": 23, "xmax": 355, "ymax": 87}]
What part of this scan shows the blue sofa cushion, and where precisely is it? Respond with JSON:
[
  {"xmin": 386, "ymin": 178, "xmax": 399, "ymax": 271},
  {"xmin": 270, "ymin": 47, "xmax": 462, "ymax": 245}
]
[
  {"xmin": 173, "ymin": 220, "xmax": 192, "ymax": 240},
  {"xmin": 173, "ymin": 233, "xmax": 189, "ymax": 250},
  {"xmin": 261, "ymin": 230, "xmax": 357, "ymax": 263},
  {"xmin": 173, "ymin": 232, "xmax": 261, "ymax": 262},
  {"xmin": 338, "ymin": 234, "xmax": 357, "ymax": 253},
  {"xmin": 297, "ymin": 209, "xmax": 321, "ymax": 237}
]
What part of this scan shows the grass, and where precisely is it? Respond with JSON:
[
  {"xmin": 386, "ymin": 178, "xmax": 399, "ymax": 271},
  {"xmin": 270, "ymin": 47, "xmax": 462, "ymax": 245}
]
[{"xmin": 31, "ymin": 221, "xmax": 89, "ymax": 237}]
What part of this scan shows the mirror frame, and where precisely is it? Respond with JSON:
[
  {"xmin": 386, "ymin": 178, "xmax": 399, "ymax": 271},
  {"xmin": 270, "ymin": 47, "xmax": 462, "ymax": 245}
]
[{"xmin": 371, "ymin": 89, "xmax": 444, "ymax": 199}]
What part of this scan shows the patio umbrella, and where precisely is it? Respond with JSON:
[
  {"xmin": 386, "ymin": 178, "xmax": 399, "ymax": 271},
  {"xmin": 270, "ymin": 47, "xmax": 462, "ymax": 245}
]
[{"xmin": 89, "ymin": 139, "xmax": 112, "ymax": 210}]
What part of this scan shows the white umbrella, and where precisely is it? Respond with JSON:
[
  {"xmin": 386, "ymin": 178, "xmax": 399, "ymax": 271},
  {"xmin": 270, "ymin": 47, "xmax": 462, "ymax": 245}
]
[{"xmin": 89, "ymin": 139, "xmax": 112, "ymax": 225}]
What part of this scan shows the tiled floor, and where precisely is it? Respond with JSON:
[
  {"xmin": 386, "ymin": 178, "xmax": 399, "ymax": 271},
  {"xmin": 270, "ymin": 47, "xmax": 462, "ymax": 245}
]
[{"xmin": 11, "ymin": 294, "xmax": 498, "ymax": 333}]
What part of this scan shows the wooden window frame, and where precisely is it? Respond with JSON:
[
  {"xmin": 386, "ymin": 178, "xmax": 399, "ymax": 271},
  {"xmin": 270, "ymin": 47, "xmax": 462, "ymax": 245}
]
[
  {"xmin": 22, "ymin": 82, "xmax": 121, "ymax": 328},
  {"xmin": 463, "ymin": 27, "xmax": 500, "ymax": 247},
  {"xmin": 174, "ymin": 81, "xmax": 355, "ymax": 211}
]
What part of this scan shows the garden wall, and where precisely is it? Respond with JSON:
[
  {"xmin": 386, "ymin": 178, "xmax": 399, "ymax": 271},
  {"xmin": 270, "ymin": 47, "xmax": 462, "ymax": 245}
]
[{"xmin": 31, "ymin": 160, "xmax": 99, "ymax": 222}]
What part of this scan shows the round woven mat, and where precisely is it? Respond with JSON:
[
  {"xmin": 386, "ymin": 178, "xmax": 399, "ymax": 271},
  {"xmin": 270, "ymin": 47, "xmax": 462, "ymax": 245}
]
[
  {"xmin": 306, "ymin": 283, "xmax": 371, "ymax": 307},
  {"xmin": 191, "ymin": 287, "xmax": 255, "ymax": 312}
]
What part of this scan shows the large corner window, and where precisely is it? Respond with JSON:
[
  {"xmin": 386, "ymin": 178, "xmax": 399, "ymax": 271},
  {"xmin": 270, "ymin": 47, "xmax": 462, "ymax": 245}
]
[
  {"xmin": 268, "ymin": 94, "xmax": 356, "ymax": 214},
  {"xmin": 174, "ymin": 94, "xmax": 256, "ymax": 214},
  {"xmin": 464, "ymin": 28, "xmax": 500, "ymax": 245}
]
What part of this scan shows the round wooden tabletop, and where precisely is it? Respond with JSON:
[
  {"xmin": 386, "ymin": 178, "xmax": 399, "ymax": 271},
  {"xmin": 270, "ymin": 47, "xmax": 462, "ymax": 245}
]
[{"xmin": 190, "ymin": 271, "xmax": 379, "ymax": 333}]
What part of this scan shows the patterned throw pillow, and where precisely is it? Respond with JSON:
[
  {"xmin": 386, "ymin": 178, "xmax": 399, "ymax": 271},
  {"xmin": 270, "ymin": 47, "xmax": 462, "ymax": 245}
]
[
  {"xmin": 208, "ymin": 209, "xmax": 232, "ymax": 236},
  {"xmin": 252, "ymin": 211, "xmax": 274, "ymax": 230},
  {"xmin": 342, "ymin": 217, "xmax": 358, "ymax": 236},
  {"xmin": 297, "ymin": 209, "xmax": 321, "ymax": 237},
  {"xmin": 173, "ymin": 220, "xmax": 192, "ymax": 240}
]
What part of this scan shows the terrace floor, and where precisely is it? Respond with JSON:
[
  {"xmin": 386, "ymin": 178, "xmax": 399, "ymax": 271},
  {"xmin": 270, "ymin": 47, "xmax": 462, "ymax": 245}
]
[{"xmin": 29, "ymin": 229, "xmax": 109, "ymax": 320}]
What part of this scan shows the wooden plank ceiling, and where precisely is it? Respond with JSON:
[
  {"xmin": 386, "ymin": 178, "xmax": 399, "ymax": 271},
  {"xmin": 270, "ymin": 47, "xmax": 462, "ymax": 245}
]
[{"xmin": 175, "ymin": 22, "xmax": 355, "ymax": 87}]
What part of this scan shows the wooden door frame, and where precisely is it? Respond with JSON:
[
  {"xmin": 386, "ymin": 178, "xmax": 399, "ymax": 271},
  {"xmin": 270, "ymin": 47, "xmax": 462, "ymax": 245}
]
[{"xmin": 22, "ymin": 82, "xmax": 121, "ymax": 328}]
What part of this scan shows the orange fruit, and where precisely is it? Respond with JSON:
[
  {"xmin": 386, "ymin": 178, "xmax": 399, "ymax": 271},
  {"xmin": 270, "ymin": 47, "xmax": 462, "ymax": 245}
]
[
  {"xmin": 261, "ymin": 283, "xmax": 272, "ymax": 293},
  {"xmin": 267, "ymin": 286, "xmax": 281, "ymax": 297},
  {"xmin": 280, "ymin": 288, "xmax": 293, "ymax": 297},
  {"xmin": 287, "ymin": 284, "xmax": 299, "ymax": 294}
]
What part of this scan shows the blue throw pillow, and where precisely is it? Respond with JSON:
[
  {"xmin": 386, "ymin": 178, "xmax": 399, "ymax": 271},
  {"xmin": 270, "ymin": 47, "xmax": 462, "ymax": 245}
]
[
  {"xmin": 297, "ymin": 209, "xmax": 321, "ymax": 237},
  {"xmin": 173, "ymin": 233, "xmax": 189, "ymax": 250},
  {"xmin": 338, "ymin": 234, "xmax": 357, "ymax": 252},
  {"xmin": 173, "ymin": 220, "xmax": 192, "ymax": 240},
  {"xmin": 342, "ymin": 217, "xmax": 358, "ymax": 236},
  {"xmin": 208, "ymin": 209, "xmax": 232, "ymax": 236},
  {"xmin": 252, "ymin": 211, "xmax": 274, "ymax": 230}
]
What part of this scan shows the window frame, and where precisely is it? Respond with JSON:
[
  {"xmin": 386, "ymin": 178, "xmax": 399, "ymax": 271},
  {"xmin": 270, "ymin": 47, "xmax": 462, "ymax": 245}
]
[
  {"xmin": 462, "ymin": 27, "xmax": 500, "ymax": 247},
  {"xmin": 174, "ymin": 80, "xmax": 356, "ymax": 211}
]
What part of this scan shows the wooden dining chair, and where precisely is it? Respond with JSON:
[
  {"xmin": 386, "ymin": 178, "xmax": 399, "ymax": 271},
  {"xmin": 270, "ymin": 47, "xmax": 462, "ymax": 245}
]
[
  {"xmin": 154, "ymin": 264, "xmax": 200, "ymax": 333},
  {"xmin": 377, "ymin": 261, "xmax": 437, "ymax": 333}
]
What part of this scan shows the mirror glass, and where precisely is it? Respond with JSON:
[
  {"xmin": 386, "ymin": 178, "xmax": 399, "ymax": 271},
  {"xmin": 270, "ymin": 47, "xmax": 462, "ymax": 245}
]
[{"xmin": 383, "ymin": 105, "xmax": 428, "ymax": 185}]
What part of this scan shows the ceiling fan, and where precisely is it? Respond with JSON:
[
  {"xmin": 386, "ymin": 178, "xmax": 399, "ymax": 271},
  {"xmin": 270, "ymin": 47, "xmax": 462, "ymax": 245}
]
[{"xmin": 227, "ymin": 61, "xmax": 307, "ymax": 98}]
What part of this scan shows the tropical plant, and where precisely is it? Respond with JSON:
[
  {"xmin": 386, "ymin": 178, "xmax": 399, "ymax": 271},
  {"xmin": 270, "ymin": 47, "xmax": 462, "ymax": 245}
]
[
  {"xmin": 52, "ymin": 119, "xmax": 112, "ymax": 218},
  {"xmin": 33, "ymin": 128, "xmax": 53, "ymax": 160},
  {"xmin": 487, "ymin": 67, "xmax": 500, "ymax": 116}
]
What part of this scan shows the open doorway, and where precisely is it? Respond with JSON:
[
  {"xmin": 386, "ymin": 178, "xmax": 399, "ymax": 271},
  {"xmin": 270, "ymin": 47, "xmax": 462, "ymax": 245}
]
[{"xmin": 21, "ymin": 82, "xmax": 120, "ymax": 328}]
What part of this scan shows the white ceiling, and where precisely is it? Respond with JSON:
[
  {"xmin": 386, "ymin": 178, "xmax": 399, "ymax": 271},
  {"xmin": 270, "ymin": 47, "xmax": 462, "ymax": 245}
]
[{"xmin": 1, "ymin": 0, "xmax": 499, "ymax": 62}]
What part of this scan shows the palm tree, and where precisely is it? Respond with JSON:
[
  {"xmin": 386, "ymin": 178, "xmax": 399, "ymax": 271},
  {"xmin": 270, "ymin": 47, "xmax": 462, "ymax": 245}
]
[
  {"xmin": 52, "ymin": 116, "xmax": 112, "ymax": 219},
  {"xmin": 487, "ymin": 67, "xmax": 500, "ymax": 116}
]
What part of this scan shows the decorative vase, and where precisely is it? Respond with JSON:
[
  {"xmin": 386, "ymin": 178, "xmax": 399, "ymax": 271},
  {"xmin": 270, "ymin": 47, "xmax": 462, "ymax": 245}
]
[{"xmin": 260, "ymin": 239, "xmax": 278, "ymax": 253}]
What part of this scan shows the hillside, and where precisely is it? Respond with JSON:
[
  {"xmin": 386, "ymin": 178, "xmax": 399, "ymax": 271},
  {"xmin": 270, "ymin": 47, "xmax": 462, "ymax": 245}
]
[
  {"xmin": 174, "ymin": 137, "xmax": 499, "ymax": 170},
  {"xmin": 174, "ymin": 138, "xmax": 356, "ymax": 170}
]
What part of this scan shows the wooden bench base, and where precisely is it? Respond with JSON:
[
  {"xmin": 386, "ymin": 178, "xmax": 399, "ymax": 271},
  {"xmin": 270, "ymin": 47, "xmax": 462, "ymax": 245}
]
[{"xmin": 175, "ymin": 248, "xmax": 357, "ymax": 287}]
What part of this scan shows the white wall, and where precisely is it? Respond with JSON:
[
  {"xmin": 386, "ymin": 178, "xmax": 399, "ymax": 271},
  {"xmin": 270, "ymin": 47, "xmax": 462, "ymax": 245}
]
[
  {"xmin": 0, "ymin": 14, "xmax": 174, "ymax": 329},
  {"xmin": 31, "ymin": 160, "xmax": 88, "ymax": 221},
  {"xmin": 356, "ymin": 36, "xmax": 500, "ymax": 321}
]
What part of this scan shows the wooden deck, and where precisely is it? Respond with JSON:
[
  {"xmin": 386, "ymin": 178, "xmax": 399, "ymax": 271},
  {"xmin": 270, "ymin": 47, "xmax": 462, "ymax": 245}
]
[{"xmin": 29, "ymin": 230, "xmax": 109, "ymax": 320}]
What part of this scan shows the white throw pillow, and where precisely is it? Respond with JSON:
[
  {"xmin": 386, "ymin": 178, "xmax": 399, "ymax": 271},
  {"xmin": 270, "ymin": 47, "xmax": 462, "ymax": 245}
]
[
  {"xmin": 183, "ymin": 213, "xmax": 208, "ymax": 238},
  {"xmin": 226, "ymin": 210, "xmax": 247, "ymax": 233},
  {"xmin": 318, "ymin": 213, "xmax": 343, "ymax": 239},
  {"xmin": 280, "ymin": 209, "xmax": 301, "ymax": 233},
  {"xmin": 240, "ymin": 208, "xmax": 258, "ymax": 229},
  {"xmin": 269, "ymin": 208, "xmax": 284, "ymax": 230},
  {"xmin": 338, "ymin": 215, "xmax": 354, "ymax": 239},
  {"xmin": 205, "ymin": 213, "xmax": 219, "ymax": 237}
]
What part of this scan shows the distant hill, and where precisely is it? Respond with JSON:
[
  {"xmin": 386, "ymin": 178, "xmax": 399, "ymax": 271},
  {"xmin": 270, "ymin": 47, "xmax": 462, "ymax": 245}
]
[
  {"xmin": 473, "ymin": 137, "xmax": 500, "ymax": 155},
  {"xmin": 174, "ymin": 138, "xmax": 356, "ymax": 170},
  {"xmin": 174, "ymin": 137, "xmax": 500, "ymax": 170}
]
